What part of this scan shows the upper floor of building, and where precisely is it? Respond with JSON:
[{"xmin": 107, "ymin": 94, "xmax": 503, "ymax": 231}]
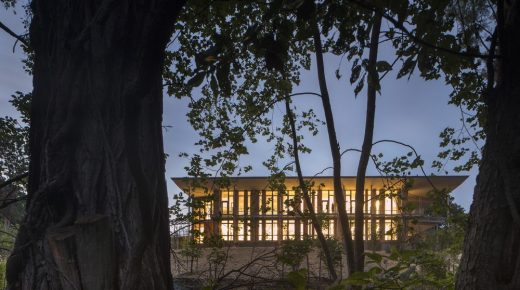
[{"xmin": 172, "ymin": 175, "xmax": 467, "ymax": 219}]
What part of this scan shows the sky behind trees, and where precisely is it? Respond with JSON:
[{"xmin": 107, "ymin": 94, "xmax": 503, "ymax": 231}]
[{"xmin": 0, "ymin": 6, "xmax": 476, "ymax": 209}]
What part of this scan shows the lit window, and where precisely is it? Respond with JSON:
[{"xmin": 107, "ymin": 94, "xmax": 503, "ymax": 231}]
[
  {"xmin": 365, "ymin": 220, "xmax": 371, "ymax": 240},
  {"xmin": 264, "ymin": 219, "xmax": 278, "ymax": 241},
  {"xmin": 345, "ymin": 190, "xmax": 356, "ymax": 214},
  {"xmin": 385, "ymin": 192, "xmax": 398, "ymax": 214},
  {"xmin": 221, "ymin": 191, "xmax": 234, "ymax": 215},
  {"xmin": 365, "ymin": 190, "xmax": 371, "ymax": 214},
  {"xmin": 282, "ymin": 190, "xmax": 299, "ymax": 215},
  {"xmin": 374, "ymin": 222, "xmax": 381, "ymax": 240},
  {"xmin": 204, "ymin": 200, "xmax": 213, "ymax": 220},
  {"xmin": 322, "ymin": 191, "xmax": 335, "ymax": 213},
  {"xmin": 349, "ymin": 221, "xmax": 355, "ymax": 240},
  {"xmin": 238, "ymin": 191, "xmax": 248, "ymax": 215},
  {"xmin": 323, "ymin": 219, "xmax": 335, "ymax": 238},
  {"xmin": 193, "ymin": 223, "xmax": 204, "ymax": 243},
  {"xmin": 384, "ymin": 220, "xmax": 396, "ymax": 240},
  {"xmin": 282, "ymin": 220, "xmax": 296, "ymax": 240},
  {"xmin": 375, "ymin": 191, "xmax": 382, "ymax": 214},
  {"xmin": 263, "ymin": 191, "xmax": 278, "ymax": 215},
  {"xmin": 306, "ymin": 221, "xmax": 317, "ymax": 238},
  {"xmin": 237, "ymin": 220, "xmax": 251, "ymax": 241},
  {"xmin": 221, "ymin": 220, "xmax": 234, "ymax": 241},
  {"xmin": 311, "ymin": 191, "xmax": 319, "ymax": 212}
]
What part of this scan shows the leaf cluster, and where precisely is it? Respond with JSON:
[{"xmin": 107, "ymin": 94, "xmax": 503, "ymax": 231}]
[
  {"xmin": 277, "ymin": 237, "xmax": 313, "ymax": 270},
  {"xmin": 331, "ymin": 249, "xmax": 455, "ymax": 289}
]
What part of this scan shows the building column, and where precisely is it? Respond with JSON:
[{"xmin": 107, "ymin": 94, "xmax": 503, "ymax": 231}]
[
  {"xmin": 277, "ymin": 190, "xmax": 282, "ymax": 241},
  {"xmin": 399, "ymin": 185, "xmax": 409, "ymax": 243},
  {"xmin": 261, "ymin": 190, "xmax": 266, "ymax": 241},
  {"xmin": 251, "ymin": 189, "xmax": 259, "ymax": 242},
  {"xmin": 317, "ymin": 188, "xmax": 323, "ymax": 214},
  {"xmin": 379, "ymin": 188, "xmax": 386, "ymax": 242},
  {"xmin": 212, "ymin": 189, "xmax": 221, "ymax": 237},
  {"xmin": 370, "ymin": 188, "xmax": 378, "ymax": 250},
  {"xmin": 233, "ymin": 189, "xmax": 238, "ymax": 242},
  {"xmin": 244, "ymin": 190, "xmax": 249, "ymax": 241}
]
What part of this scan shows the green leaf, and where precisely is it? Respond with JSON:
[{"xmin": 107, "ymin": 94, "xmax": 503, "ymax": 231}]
[
  {"xmin": 187, "ymin": 72, "xmax": 206, "ymax": 88},
  {"xmin": 397, "ymin": 57, "xmax": 416, "ymax": 79},
  {"xmin": 354, "ymin": 76, "xmax": 365, "ymax": 96},
  {"xmin": 350, "ymin": 64, "xmax": 361, "ymax": 84},
  {"xmin": 376, "ymin": 60, "xmax": 392, "ymax": 72}
]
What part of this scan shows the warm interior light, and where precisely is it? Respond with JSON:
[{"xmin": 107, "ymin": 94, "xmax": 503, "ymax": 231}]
[
  {"xmin": 205, "ymin": 187, "xmax": 401, "ymax": 242},
  {"xmin": 221, "ymin": 190, "xmax": 234, "ymax": 215}
]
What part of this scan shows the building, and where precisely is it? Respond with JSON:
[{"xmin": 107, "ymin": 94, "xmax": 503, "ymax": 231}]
[{"xmin": 172, "ymin": 175, "xmax": 466, "ymax": 249}]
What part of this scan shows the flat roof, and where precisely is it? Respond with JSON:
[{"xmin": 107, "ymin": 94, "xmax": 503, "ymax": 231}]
[{"xmin": 172, "ymin": 175, "xmax": 468, "ymax": 197}]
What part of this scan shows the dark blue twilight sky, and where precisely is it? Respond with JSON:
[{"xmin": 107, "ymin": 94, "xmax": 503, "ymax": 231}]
[{"xmin": 0, "ymin": 6, "xmax": 477, "ymax": 210}]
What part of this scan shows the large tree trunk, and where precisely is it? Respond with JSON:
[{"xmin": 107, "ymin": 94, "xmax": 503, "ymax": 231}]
[
  {"xmin": 456, "ymin": 1, "xmax": 520, "ymax": 289},
  {"xmin": 6, "ymin": 1, "xmax": 185, "ymax": 289}
]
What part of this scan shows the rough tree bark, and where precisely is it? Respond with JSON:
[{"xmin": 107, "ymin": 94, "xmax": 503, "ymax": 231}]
[
  {"xmin": 6, "ymin": 1, "xmax": 185, "ymax": 289},
  {"xmin": 313, "ymin": 25, "xmax": 356, "ymax": 275},
  {"xmin": 284, "ymin": 98, "xmax": 338, "ymax": 280},
  {"xmin": 353, "ymin": 14, "xmax": 381, "ymax": 273},
  {"xmin": 456, "ymin": 1, "xmax": 520, "ymax": 289}
]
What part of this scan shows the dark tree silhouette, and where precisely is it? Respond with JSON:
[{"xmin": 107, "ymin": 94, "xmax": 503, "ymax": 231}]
[
  {"xmin": 456, "ymin": 2, "xmax": 520, "ymax": 288},
  {"xmin": 6, "ymin": 1, "xmax": 185, "ymax": 289}
]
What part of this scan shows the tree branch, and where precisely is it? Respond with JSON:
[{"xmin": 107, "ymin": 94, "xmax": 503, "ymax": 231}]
[
  {"xmin": 0, "ymin": 172, "xmax": 29, "ymax": 190},
  {"xmin": 372, "ymin": 139, "xmax": 438, "ymax": 191},
  {"xmin": 459, "ymin": 105, "xmax": 482, "ymax": 152},
  {"xmin": 347, "ymin": 0, "xmax": 498, "ymax": 59},
  {"xmin": 0, "ymin": 20, "xmax": 29, "ymax": 47}
]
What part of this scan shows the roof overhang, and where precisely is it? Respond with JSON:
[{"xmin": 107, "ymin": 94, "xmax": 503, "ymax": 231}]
[{"xmin": 171, "ymin": 175, "xmax": 468, "ymax": 197}]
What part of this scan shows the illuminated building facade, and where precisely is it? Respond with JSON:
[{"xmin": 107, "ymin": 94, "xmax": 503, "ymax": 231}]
[{"xmin": 172, "ymin": 176, "xmax": 466, "ymax": 248}]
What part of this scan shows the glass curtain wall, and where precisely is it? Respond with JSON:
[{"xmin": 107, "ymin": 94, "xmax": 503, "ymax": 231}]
[{"xmin": 212, "ymin": 188, "xmax": 399, "ymax": 242}]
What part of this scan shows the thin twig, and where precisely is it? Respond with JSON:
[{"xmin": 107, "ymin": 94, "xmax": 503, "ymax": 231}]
[
  {"xmin": 372, "ymin": 139, "xmax": 438, "ymax": 191},
  {"xmin": 459, "ymin": 105, "xmax": 482, "ymax": 152}
]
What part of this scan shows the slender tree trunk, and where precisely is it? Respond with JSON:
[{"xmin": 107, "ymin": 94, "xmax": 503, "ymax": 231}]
[
  {"xmin": 354, "ymin": 14, "xmax": 382, "ymax": 273},
  {"xmin": 6, "ymin": 1, "xmax": 185, "ymax": 289},
  {"xmin": 285, "ymin": 99, "xmax": 337, "ymax": 280},
  {"xmin": 456, "ymin": 1, "xmax": 520, "ymax": 289},
  {"xmin": 313, "ymin": 25, "xmax": 355, "ymax": 275}
]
